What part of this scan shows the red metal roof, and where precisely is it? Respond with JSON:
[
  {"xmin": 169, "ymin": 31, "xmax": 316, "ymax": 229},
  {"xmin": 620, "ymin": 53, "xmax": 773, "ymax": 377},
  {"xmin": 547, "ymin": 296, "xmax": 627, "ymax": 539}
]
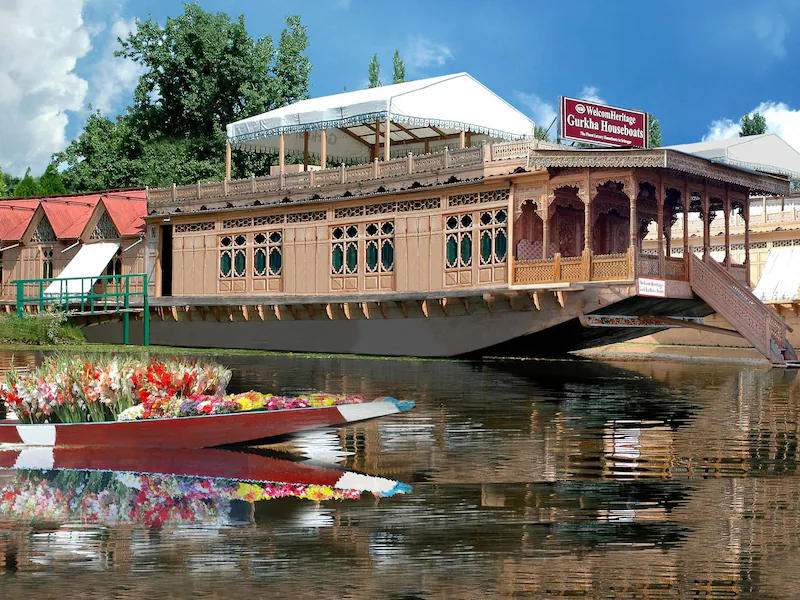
[
  {"xmin": 0, "ymin": 200, "xmax": 40, "ymax": 242},
  {"xmin": 0, "ymin": 190, "xmax": 146, "ymax": 242}
]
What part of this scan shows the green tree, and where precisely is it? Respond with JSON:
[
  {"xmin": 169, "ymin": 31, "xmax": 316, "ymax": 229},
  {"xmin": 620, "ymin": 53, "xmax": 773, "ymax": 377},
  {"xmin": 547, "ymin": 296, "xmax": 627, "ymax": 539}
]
[
  {"xmin": 648, "ymin": 114, "xmax": 662, "ymax": 148},
  {"xmin": 740, "ymin": 111, "xmax": 767, "ymax": 136},
  {"xmin": 534, "ymin": 125, "xmax": 550, "ymax": 142},
  {"xmin": 56, "ymin": 5, "xmax": 312, "ymax": 190},
  {"xmin": 38, "ymin": 164, "xmax": 67, "ymax": 196},
  {"xmin": 392, "ymin": 50, "xmax": 405, "ymax": 84},
  {"xmin": 368, "ymin": 53, "xmax": 381, "ymax": 88},
  {"xmin": 13, "ymin": 168, "xmax": 41, "ymax": 198},
  {"xmin": 0, "ymin": 168, "xmax": 8, "ymax": 197}
]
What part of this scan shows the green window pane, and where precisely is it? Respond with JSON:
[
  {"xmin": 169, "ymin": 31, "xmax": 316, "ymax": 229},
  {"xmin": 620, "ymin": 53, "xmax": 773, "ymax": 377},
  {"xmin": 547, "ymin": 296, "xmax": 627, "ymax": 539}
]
[
  {"xmin": 220, "ymin": 252, "xmax": 232, "ymax": 277},
  {"xmin": 495, "ymin": 228, "xmax": 507, "ymax": 262},
  {"xmin": 460, "ymin": 233, "xmax": 472, "ymax": 266},
  {"xmin": 346, "ymin": 242, "xmax": 358, "ymax": 273},
  {"xmin": 269, "ymin": 247, "xmax": 282, "ymax": 275},
  {"xmin": 480, "ymin": 230, "xmax": 492, "ymax": 264},
  {"xmin": 381, "ymin": 240, "xmax": 394, "ymax": 272},
  {"xmin": 254, "ymin": 248, "xmax": 267, "ymax": 276},
  {"xmin": 234, "ymin": 249, "xmax": 246, "ymax": 277},
  {"xmin": 446, "ymin": 235, "xmax": 457, "ymax": 268},
  {"xmin": 366, "ymin": 240, "xmax": 378, "ymax": 272},
  {"xmin": 332, "ymin": 245, "xmax": 344, "ymax": 273}
]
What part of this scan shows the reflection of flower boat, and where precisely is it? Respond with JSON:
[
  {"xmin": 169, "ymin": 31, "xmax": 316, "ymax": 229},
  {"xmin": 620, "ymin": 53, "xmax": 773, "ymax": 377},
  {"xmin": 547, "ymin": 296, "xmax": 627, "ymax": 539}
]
[
  {"xmin": 0, "ymin": 396, "xmax": 414, "ymax": 448},
  {"xmin": 0, "ymin": 447, "xmax": 411, "ymax": 527}
]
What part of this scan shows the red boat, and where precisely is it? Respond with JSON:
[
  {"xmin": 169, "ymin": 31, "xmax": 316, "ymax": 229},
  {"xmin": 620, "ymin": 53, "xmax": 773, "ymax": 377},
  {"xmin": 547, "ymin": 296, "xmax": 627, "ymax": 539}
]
[
  {"xmin": 0, "ymin": 446, "xmax": 411, "ymax": 497},
  {"xmin": 0, "ymin": 397, "xmax": 414, "ymax": 449}
]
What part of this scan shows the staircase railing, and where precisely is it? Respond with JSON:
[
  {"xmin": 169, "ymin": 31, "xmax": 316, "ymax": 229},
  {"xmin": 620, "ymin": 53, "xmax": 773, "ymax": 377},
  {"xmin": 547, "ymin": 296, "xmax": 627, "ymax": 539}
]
[{"xmin": 689, "ymin": 254, "xmax": 790, "ymax": 364}]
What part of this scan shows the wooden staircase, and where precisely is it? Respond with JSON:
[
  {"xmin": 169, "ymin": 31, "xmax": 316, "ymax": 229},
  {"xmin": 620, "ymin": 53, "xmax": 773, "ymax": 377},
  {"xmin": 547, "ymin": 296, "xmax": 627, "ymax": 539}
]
[{"xmin": 689, "ymin": 254, "xmax": 794, "ymax": 366}]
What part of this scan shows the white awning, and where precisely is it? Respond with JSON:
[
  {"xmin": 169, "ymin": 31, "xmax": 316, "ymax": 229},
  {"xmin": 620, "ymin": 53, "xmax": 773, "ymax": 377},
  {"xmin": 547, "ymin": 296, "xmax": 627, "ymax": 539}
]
[
  {"xmin": 753, "ymin": 247, "xmax": 800, "ymax": 302},
  {"xmin": 227, "ymin": 73, "xmax": 536, "ymax": 161},
  {"xmin": 44, "ymin": 242, "xmax": 119, "ymax": 296}
]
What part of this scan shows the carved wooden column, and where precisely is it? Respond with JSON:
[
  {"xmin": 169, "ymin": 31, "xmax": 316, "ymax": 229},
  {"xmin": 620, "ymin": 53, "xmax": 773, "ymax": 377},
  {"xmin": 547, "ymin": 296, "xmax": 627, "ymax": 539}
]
[
  {"xmin": 629, "ymin": 180, "xmax": 638, "ymax": 278},
  {"xmin": 723, "ymin": 189, "xmax": 731, "ymax": 270},
  {"xmin": 744, "ymin": 197, "xmax": 751, "ymax": 285},
  {"xmin": 507, "ymin": 183, "xmax": 515, "ymax": 285},
  {"xmin": 701, "ymin": 191, "xmax": 711, "ymax": 259},
  {"xmin": 682, "ymin": 183, "xmax": 689, "ymax": 271},
  {"xmin": 225, "ymin": 142, "xmax": 232, "ymax": 181},
  {"xmin": 582, "ymin": 188, "xmax": 592, "ymax": 279},
  {"xmin": 656, "ymin": 184, "xmax": 664, "ymax": 277}
]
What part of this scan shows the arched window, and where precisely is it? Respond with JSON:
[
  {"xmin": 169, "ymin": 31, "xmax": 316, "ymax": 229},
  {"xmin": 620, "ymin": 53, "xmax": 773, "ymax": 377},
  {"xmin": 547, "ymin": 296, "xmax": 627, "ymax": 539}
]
[
  {"xmin": 105, "ymin": 249, "xmax": 122, "ymax": 277},
  {"xmin": 41, "ymin": 249, "xmax": 54, "ymax": 279}
]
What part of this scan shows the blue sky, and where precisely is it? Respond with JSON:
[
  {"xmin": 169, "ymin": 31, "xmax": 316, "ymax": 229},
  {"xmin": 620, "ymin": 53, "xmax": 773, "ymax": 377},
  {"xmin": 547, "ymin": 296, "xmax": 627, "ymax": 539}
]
[{"xmin": 4, "ymin": 0, "xmax": 800, "ymax": 175}]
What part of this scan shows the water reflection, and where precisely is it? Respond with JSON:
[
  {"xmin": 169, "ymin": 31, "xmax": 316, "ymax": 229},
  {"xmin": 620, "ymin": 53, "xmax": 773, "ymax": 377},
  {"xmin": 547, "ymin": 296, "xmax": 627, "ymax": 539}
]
[{"xmin": 1, "ymin": 352, "xmax": 800, "ymax": 598}]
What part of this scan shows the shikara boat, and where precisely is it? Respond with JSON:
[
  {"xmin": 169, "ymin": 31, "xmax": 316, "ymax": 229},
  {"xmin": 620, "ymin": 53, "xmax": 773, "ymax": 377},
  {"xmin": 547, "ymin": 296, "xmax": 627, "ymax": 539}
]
[
  {"xmin": 0, "ymin": 446, "xmax": 411, "ymax": 497},
  {"xmin": 0, "ymin": 396, "xmax": 414, "ymax": 449}
]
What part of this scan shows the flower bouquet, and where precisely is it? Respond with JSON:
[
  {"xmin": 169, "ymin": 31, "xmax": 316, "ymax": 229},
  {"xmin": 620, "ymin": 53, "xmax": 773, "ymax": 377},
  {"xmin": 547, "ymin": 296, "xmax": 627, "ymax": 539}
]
[{"xmin": 1, "ymin": 356, "xmax": 364, "ymax": 425}]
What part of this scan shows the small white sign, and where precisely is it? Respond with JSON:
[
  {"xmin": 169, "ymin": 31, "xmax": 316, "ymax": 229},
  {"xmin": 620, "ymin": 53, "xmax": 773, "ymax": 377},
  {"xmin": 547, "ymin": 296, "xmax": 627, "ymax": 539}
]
[{"xmin": 638, "ymin": 277, "xmax": 666, "ymax": 298}]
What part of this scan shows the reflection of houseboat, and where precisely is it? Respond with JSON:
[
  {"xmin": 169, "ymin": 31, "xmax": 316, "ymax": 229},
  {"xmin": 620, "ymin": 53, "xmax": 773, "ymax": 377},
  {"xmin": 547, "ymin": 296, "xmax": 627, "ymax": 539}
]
[{"xmin": 0, "ymin": 75, "xmax": 795, "ymax": 363}]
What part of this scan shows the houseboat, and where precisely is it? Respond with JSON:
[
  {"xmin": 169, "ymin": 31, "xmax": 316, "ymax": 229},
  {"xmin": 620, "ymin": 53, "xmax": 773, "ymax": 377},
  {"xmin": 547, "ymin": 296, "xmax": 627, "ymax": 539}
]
[{"xmin": 0, "ymin": 74, "xmax": 795, "ymax": 364}]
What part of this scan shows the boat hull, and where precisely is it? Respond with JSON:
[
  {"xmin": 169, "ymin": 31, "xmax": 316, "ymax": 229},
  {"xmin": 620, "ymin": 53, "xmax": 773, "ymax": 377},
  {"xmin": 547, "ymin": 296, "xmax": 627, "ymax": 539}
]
[{"xmin": 0, "ymin": 398, "xmax": 412, "ymax": 449}]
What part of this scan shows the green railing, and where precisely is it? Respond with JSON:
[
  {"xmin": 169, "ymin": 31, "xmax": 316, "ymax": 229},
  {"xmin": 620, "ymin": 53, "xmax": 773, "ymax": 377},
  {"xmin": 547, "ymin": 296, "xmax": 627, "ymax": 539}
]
[{"xmin": 12, "ymin": 274, "xmax": 149, "ymax": 346}]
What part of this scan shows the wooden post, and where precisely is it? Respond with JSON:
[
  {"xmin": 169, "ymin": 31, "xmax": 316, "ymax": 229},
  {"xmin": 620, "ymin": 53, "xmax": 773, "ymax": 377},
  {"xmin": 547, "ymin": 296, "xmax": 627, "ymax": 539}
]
[
  {"xmin": 723, "ymin": 189, "xmax": 731, "ymax": 270},
  {"xmin": 279, "ymin": 133, "xmax": 285, "ymax": 172},
  {"xmin": 542, "ymin": 208, "xmax": 549, "ymax": 259},
  {"xmin": 303, "ymin": 131, "xmax": 309, "ymax": 170},
  {"xmin": 744, "ymin": 198, "xmax": 751, "ymax": 285},
  {"xmin": 321, "ymin": 129, "xmax": 327, "ymax": 169},
  {"xmin": 657, "ymin": 185, "xmax": 664, "ymax": 277},
  {"xmin": 225, "ymin": 142, "xmax": 232, "ymax": 181},
  {"xmin": 460, "ymin": 130, "xmax": 466, "ymax": 149},
  {"xmin": 374, "ymin": 119, "xmax": 380, "ymax": 161},
  {"xmin": 629, "ymin": 184, "xmax": 637, "ymax": 251},
  {"xmin": 384, "ymin": 117, "xmax": 391, "ymax": 161},
  {"xmin": 702, "ymin": 191, "xmax": 710, "ymax": 259},
  {"xmin": 682, "ymin": 182, "xmax": 689, "ymax": 271},
  {"xmin": 507, "ymin": 183, "xmax": 515, "ymax": 285}
]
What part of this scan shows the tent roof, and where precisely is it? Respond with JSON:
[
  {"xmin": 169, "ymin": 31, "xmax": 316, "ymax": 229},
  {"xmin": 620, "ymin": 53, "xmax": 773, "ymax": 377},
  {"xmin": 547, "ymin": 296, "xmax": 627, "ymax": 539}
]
[
  {"xmin": 227, "ymin": 73, "xmax": 536, "ymax": 160},
  {"xmin": 666, "ymin": 133, "xmax": 800, "ymax": 179},
  {"xmin": 753, "ymin": 247, "xmax": 800, "ymax": 302}
]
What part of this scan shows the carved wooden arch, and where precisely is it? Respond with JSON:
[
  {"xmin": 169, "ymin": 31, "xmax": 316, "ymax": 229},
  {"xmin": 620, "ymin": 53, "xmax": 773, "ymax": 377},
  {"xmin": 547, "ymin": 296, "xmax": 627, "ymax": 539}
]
[{"xmin": 513, "ymin": 183, "xmax": 546, "ymax": 219}]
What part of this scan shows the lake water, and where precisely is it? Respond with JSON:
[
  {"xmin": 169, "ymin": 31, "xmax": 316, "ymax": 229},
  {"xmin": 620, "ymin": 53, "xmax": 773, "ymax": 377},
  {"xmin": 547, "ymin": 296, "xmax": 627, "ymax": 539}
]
[{"xmin": 1, "ymin": 350, "xmax": 800, "ymax": 599}]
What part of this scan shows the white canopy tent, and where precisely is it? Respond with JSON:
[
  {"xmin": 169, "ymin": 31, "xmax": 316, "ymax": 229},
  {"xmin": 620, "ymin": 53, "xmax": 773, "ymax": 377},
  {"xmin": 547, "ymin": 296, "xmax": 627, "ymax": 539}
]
[
  {"xmin": 753, "ymin": 247, "xmax": 800, "ymax": 302},
  {"xmin": 225, "ymin": 73, "xmax": 536, "ymax": 170}
]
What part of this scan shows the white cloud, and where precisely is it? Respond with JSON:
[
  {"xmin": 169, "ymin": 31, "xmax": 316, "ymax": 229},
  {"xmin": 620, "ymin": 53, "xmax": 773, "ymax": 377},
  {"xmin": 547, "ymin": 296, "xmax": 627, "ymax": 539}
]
[
  {"xmin": 405, "ymin": 37, "xmax": 454, "ymax": 71},
  {"xmin": 89, "ymin": 17, "xmax": 143, "ymax": 115},
  {"xmin": 579, "ymin": 85, "xmax": 605, "ymax": 104},
  {"xmin": 0, "ymin": 0, "xmax": 91, "ymax": 175},
  {"xmin": 513, "ymin": 92, "xmax": 557, "ymax": 130},
  {"xmin": 703, "ymin": 101, "xmax": 800, "ymax": 152}
]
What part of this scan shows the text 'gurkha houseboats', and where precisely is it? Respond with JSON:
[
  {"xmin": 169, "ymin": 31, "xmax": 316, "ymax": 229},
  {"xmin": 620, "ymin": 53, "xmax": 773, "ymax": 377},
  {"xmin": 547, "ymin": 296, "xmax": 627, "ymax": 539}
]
[{"xmin": 1, "ymin": 74, "xmax": 796, "ymax": 364}]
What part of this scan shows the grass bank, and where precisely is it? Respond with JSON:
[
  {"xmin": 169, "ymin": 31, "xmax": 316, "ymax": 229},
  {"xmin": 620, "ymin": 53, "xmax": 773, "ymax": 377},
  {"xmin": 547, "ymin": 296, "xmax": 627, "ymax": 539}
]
[{"xmin": 0, "ymin": 313, "xmax": 85, "ymax": 345}]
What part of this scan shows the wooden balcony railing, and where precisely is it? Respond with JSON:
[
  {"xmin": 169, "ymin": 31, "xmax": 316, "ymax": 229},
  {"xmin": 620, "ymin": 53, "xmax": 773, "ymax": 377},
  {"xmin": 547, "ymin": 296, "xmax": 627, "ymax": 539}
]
[{"xmin": 513, "ymin": 249, "xmax": 632, "ymax": 285}]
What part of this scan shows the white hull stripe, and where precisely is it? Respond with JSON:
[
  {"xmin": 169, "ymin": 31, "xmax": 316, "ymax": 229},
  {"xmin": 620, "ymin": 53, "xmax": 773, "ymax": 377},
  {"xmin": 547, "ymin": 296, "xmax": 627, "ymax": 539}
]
[
  {"xmin": 16, "ymin": 425, "xmax": 57, "ymax": 446},
  {"xmin": 13, "ymin": 447, "xmax": 56, "ymax": 470},
  {"xmin": 337, "ymin": 401, "xmax": 399, "ymax": 423}
]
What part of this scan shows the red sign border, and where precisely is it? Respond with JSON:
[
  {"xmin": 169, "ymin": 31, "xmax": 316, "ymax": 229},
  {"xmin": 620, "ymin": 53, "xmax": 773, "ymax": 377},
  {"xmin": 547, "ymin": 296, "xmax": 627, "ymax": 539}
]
[{"xmin": 559, "ymin": 96, "xmax": 649, "ymax": 149}]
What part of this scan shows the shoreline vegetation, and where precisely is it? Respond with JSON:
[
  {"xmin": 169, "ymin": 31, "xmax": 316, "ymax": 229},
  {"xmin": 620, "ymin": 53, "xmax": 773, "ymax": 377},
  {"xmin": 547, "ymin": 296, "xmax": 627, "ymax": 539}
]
[{"xmin": 0, "ymin": 313, "xmax": 85, "ymax": 345}]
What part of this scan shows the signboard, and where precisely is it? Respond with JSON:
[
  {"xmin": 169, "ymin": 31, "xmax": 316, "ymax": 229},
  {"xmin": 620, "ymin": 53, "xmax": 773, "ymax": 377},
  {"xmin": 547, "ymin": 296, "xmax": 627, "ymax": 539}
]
[
  {"xmin": 637, "ymin": 277, "xmax": 666, "ymax": 298},
  {"xmin": 560, "ymin": 97, "xmax": 648, "ymax": 148}
]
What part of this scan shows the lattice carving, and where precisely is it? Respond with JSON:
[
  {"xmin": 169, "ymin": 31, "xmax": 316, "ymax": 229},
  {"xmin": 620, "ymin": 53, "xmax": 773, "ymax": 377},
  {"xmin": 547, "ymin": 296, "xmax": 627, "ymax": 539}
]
[
  {"xmin": 30, "ymin": 217, "xmax": 56, "ymax": 243},
  {"xmin": 397, "ymin": 197, "xmax": 440, "ymax": 212},
  {"xmin": 448, "ymin": 193, "xmax": 479, "ymax": 206},
  {"xmin": 253, "ymin": 214, "xmax": 284, "ymax": 226},
  {"xmin": 590, "ymin": 253, "xmax": 629, "ymax": 280},
  {"xmin": 89, "ymin": 211, "xmax": 120, "ymax": 240},
  {"xmin": 335, "ymin": 206, "xmax": 365, "ymax": 219},
  {"xmin": 287, "ymin": 210, "xmax": 326, "ymax": 223},
  {"xmin": 514, "ymin": 260, "xmax": 554, "ymax": 283},
  {"xmin": 449, "ymin": 189, "xmax": 509, "ymax": 207},
  {"xmin": 223, "ymin": 217, "xmax": 253, "ymax": 229},
  {"xmin": 175, "ymin": 221, "xmax": 215, "ymax": 233}
]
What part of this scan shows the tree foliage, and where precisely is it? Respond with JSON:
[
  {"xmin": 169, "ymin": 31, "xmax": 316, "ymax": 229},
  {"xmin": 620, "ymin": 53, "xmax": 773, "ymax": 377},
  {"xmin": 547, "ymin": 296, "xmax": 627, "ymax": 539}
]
[
  {"xmin": 740, "ymin": 111, "xmax": 767, "ymax": 137},
  {"xmin": 0, "ymin": 168, "xmax": 8, "ymax": 197},
  {"xmin": 368, "ymin": 53, "xmax": 381, "ymax": 88},
  {"xmin": 648, "ymin": 114, "xmax": 662, "ymax": 148},
  {"xmin": 13, "ymin": 168, "xmax": 40, "ymax": 198},
  {"xmin": 38, "ymin": 164, "xmax": 67, "ymax": 196},
  {"xmin": 56, "ymin": 5, "xmax": 311, "ymax": 191},
  {"xmin": 534, "ymin": 125, "xmax": 550, "ymax": 142},
  {"xmin": 392, "ymin": 50, "xmax": 405, "ymax": 84}
]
